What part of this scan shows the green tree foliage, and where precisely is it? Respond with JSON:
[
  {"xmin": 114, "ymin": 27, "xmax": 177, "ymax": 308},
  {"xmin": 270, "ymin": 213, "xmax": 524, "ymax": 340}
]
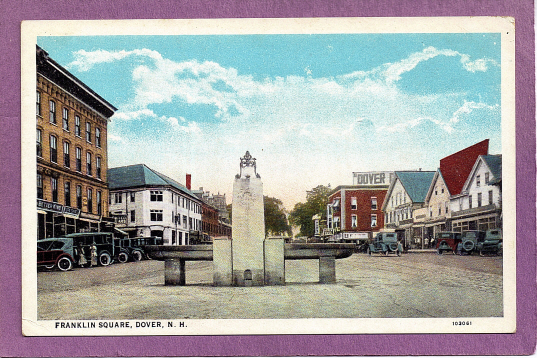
[
  {"xmin": 263, "ymin": 196, "xmax": 293, "ymax": 237},
  {"xmin": 288, "ymin": 185, "xmax": 332, "ymax": 237},
  {"xmin": 225, "ymin": 197, "xmax": 292, "ymax": 237}
]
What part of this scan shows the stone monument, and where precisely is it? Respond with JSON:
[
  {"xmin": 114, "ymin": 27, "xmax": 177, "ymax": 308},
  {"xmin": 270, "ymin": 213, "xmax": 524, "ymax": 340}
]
[{"xmin": 231, "ymin": 151, "xmax": 266, "ymax": 286}]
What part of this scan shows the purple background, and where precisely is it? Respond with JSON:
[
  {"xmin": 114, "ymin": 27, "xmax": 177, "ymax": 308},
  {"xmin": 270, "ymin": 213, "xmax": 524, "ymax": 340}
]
[{"xmin": 1, "ymin": 0, "xmax": 535, "ymax": 356}]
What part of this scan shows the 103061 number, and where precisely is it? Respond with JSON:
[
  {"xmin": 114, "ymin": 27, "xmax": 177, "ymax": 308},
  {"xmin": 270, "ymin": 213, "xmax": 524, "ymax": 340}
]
[{"xmin": 453, "ymin": 321, "xmax": 472, "ymax": 326}]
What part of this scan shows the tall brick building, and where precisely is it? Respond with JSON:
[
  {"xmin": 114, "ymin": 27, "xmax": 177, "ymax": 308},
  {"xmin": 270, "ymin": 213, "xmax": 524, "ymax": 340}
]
[
  {"xmin": 326, "ymin": 171, "xmax": 394, "ymax": 244},
  {"xmin": 36, "ymin": 46, "xmax": 117, "ymax": 239}
]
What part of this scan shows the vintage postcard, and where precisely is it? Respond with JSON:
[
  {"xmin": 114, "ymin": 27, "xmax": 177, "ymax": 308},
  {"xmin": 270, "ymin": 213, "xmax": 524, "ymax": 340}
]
[{"xmin": 21, "ymin": 17, "xmax": 515, "ymax": 336}]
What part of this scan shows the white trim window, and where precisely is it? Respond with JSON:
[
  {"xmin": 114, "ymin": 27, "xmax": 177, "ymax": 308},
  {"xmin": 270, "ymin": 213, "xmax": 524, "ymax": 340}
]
[
  {"xmin": 351, "ymin": 215, "xmax": 357, "ymax": 228},
  {"xmin": 150, "ymin": 210, "xmax": 163, "ymax": 222},
  {"xmin": 371, "ymin": 214, "xmax": 377, "ymax": 227},
  {"xmin": 371, "ymin": 197, "xmax": 378, "ymax": 210},
  {"xmin": 150, "ymin": 190, "xmax": 163, "ymax": 201},
  {"xmin": 351, "ymin": 197, "xmax": 357, "ymax": 210}
]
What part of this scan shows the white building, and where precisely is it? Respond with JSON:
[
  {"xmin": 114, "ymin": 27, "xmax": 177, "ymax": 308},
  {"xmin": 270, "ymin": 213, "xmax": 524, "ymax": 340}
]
[
  {"xmin": 450, "ymin": 155, "xmax": 502, "ymax": 232},
  {"xmin": 108, "ymin": 164, "xmax": 202, "ymax": 245}
]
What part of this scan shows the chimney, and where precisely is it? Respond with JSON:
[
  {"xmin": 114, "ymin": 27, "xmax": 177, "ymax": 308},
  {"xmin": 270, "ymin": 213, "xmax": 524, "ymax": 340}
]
[{"xmin": 186, "ymin": 174, "xmax": 191, "ymax": 190}]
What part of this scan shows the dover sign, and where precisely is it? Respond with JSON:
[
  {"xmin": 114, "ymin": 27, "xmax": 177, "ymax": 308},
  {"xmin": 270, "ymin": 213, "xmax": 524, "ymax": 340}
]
[{"xmin": 352, "ymin": 171, "xmax": 394, "ymax": 187}]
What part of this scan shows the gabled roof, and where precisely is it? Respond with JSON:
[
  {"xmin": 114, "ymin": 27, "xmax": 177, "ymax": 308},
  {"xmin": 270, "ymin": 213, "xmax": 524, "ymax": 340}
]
[
  {"xmin": 462, "ymin": 154, "xmax": 502, "ymax": 191},
  {"xmin": 482, "ymin": 155, "xmax": 502, "ymax": 184},
  {"xmin": 424, "ymin": 169, "xmax": 450, "ymax": 203},
  {"xmin": 108, "ymin": 164, "xmax": 198, "ymax": 199},
  {"xmin": 440, "ymin": 139, "xmax": 489, "ymax": 196},
  {"xmin": 395, "ymin": 171, "xmax": 436, "ymax": 203}
]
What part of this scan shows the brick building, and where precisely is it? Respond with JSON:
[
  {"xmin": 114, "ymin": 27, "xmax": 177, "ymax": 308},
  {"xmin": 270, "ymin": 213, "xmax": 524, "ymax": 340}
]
[
  {"xmin": 36, "ymin": 46, "xmax": 117, "ymax": 239},
  {"xmin": 326, "ymin": 171, "xmax": 394, "ymax": 244},
  {"xmin": 192, "ymin": 188, "xmax": 232, "ymax": 242}
]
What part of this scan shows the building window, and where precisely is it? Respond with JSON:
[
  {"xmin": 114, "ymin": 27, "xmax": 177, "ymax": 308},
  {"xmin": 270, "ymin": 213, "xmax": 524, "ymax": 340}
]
[
  {"xmin": 150, "ymin": 209, "xmax": 163, "ymax": 221},
  {"xmin": 485, "ymin": 172, "xmax": 490, "ymax": 184},
  {"xmin": 371, "ymin": 197, "xmax": 378, "ymax": 210},
  {"xmin": 489, "ymin": 190, "xmax": 493, "ymax": 205},
  {"xmin": 86, "ymin": 152, "xmax": 92, "ymax": 176},
  {"xmin": 371, "ymin": 214, "xmax": 377, "ymax": 227},
  {"xmin": 477, "ymin": 192, "xmax": 482, "ymax": 207},
  {"xmin": 183, "ymin": 215, "xmax": 187, "ymax": 227},
  {"xmin": 130, "ymin": 192, "xmax": 135, "ymax": 202},
  {"xmin": 87, "ymin": 188, "xmax": 93, "ymax": 213},
  {"xmin": 36, "ymin": 129, "xmax": 42, "ymax": 157},
  {"xmin": 445, "ymin": 202, "xmax": 449, "ymax": 214},
  {"xmin": 150, "ymin": 190, "xmax": 163, "ymax": 201},
  {"xmin": 63, "ymin": 141, "xmax": 70, "ymax": 168},
  {"xmin": 176, "ymin": 214, "xmax": 181, "ymax": 225},
  {"xmin": 37, "ymin": 174, "xmax": 43, "ymax": 199},
  {"xmin": 75, "ymin": 116, "xmax": 81, "ymax": 137},
  {"xmin": 86, "ymin": 122, "xmax": 92, "ymax": 142},
  {"xmin": 51, "ymin": 177, "xmax": 58, "ymax": 203},
  {"xmin": 49, "ymin": 135, "xmax": 57, "ymax": 163},
  {"xmin": 469, "ymin": 195, "xmax": 472, "ymax": 209},
  {"xmin": 97, "ymin": 191, "xmax": 102, "ymax": 215},
  {"xmin": 438, "ymin": 207, "xmax": 441, "ymax": 215},
  {"xmin": 351, "ymin": 215, "xmax": 357, "ymax": 228},
  {"xmin": 49, "ymin": 100, "xmax": 56, "ymax": 124},
  {"xmin": 441, "ymin": 188, "xmax": 444, "ymax": 194},
  {"xmin": 76, "ymin": 147, "xmax": 82, "ymax": 172},
  {"xmin": 62, "ymin": 108, "xmax": 69, "ymax": 131},
  {"xmin": 76, "ymin": 185, "xmax": 82, "ymax": 209},
  {"xmin": 130, "ymin": 210, "xmax": 135, "ymax": 223},
  {"xmin": 96, "ymin": 156, "xmax": 101, "ymax": 179},
  {"xmin": 476, "ymin": 175, "xmax": 481, "ymax": 187},
  {"xmin": 115, "ymin": 193, "xmax": 122, "ymax": 204},
  {"xmin": 36, "ymin": 91, "xmax": 41, "ymax": 116},
  {"xmin": 351, "ymin": 197, "xmax": 357, "ymax": 210},
  {"xmin": 64, "ymin": 182, "xmax": 71, "ymax": 207},
  {"xmin": 96, "ymin": 128, "xmax": 101, "ymax": 147}
]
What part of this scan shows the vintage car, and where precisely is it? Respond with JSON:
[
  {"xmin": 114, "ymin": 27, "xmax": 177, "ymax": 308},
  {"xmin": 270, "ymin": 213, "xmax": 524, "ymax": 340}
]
[
  {"xmin": 476, "ymin": 229, "xmax": 503, "ymax": 256},
  {"xmin": 367, "ymin": 232, "xmax": 403, "ymax": 256},
  {"xmin": 37, "ymin": 239, "xmax": 75, "ymax": 271},
  {"xmin": 456, "ymin": 230, "xmax": 486, "ymax": 255},
  {"xmin": 435, "ymin": 232, "xmax": 462, "ymax": 255},
  {"xmin": 116, "ymin": 236, "xmax": 163, "ymax": 261}
]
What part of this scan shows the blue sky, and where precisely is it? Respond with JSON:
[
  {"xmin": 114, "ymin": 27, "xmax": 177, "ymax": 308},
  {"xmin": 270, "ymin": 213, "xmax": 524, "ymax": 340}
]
[{"xmin": 37, "ymin": 33, "xmax": 502, "ymax": 210}]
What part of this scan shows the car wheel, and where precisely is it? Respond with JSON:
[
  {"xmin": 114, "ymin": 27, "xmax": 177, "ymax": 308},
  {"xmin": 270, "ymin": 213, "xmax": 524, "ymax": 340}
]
[
  {"xmin": 57, "ymin": 257, "xmax": 73, "ymax": 271},
  {"xmin": 132, "ymin": 250, "xmax": 143, "ymax": 262},
  {"xmin": 437, "ymin": 249, "xmax": 443, "ymax": 255},
  {"xmin": 99, "ymin": 252, "xmax": 112, "ymax": 266},
  {"xmin": 117, "ymin": 251, "xmax": 129, "ymax": 263}
]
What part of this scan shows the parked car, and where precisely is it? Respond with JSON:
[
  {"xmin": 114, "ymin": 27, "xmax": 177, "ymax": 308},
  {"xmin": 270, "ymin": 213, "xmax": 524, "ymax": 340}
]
[
  {"xmin": 456, "ymin": 230, "xmax": 486, "ymax": 255},
  {"xmin": 116, "ymin": 236, "xmax": 163, "ymax": 261},
  {"xmin": 476, "ymin": 229, "xmax": 503, "ymax": 256},
  {"xmin": 37, "ymin": 239, "xmax": 75, "ymax": 271},
  {"xmin": 368, "ymin": 232, "xmax": 403, "ymax": 256},
  {"xmin": 435, "ymin": 232, "xmax": 462, "ymax": 255}
]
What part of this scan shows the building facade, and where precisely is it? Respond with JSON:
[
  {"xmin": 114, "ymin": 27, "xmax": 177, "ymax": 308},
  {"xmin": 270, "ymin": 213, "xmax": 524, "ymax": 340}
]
[
  {"xmin": 108, "ymin": 164, "xmax": 202, "ymax": 245},
  {"xmin": 192, "ymin": 188, "xmax": 232, "ymax": 242},
  {"xmin": 450, "ymin": 155, "xmax": 502, "ymax": 232},
  {"xmin": 36, "ymin": 46, "xmax": 117, "ymax": 239},
  {"xmin": 383, "ymin": 171, "xmax": 436, "ymax": 248},
  {"xmin": 327, "ymin": 172, "xmax": 393, "ymax": 244}
]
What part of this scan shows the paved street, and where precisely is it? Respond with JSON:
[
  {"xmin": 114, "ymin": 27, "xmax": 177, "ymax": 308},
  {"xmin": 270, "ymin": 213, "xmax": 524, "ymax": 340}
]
[{"xmin": 37, "ymin": 252, "xmax": 503, "ymax": 320}]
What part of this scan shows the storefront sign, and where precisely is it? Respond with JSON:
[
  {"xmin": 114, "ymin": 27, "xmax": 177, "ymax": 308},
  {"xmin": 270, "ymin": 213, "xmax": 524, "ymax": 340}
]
[{"xmin": 37, "ymin": 199, "xmax": 81, "ymax": 218}]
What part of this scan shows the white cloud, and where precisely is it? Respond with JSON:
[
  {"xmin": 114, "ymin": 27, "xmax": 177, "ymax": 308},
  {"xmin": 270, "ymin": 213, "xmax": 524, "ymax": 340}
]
[
  {"xmin": 107, "ymin": 133, "xmax": 123, "ymax": 142},
  {"xmin": 67, "ymin": 49, "xmax": 162, "ymax": 72},
  {"xmin": 449, "ymin": 101, "xmax": 500, "ymax": 124}
]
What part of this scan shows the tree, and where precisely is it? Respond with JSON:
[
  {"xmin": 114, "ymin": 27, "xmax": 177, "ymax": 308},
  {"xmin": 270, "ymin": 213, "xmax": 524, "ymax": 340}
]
[
  {"xmin": 225, "ymin": 197, "xmax": 293, "ymax": 237},
  {"xmin": 263, "ymin": 196, "xmax": 293, "ymax": 237},
  {"xmin": 288, "ymin": 185, "xmax": 332, "ymax": 237}
]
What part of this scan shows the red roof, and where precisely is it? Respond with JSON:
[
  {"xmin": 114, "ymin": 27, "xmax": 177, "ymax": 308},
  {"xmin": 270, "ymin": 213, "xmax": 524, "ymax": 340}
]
[{"xmin": 440, "ymin": 139, "xmax": 489, "ymax": 196}]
